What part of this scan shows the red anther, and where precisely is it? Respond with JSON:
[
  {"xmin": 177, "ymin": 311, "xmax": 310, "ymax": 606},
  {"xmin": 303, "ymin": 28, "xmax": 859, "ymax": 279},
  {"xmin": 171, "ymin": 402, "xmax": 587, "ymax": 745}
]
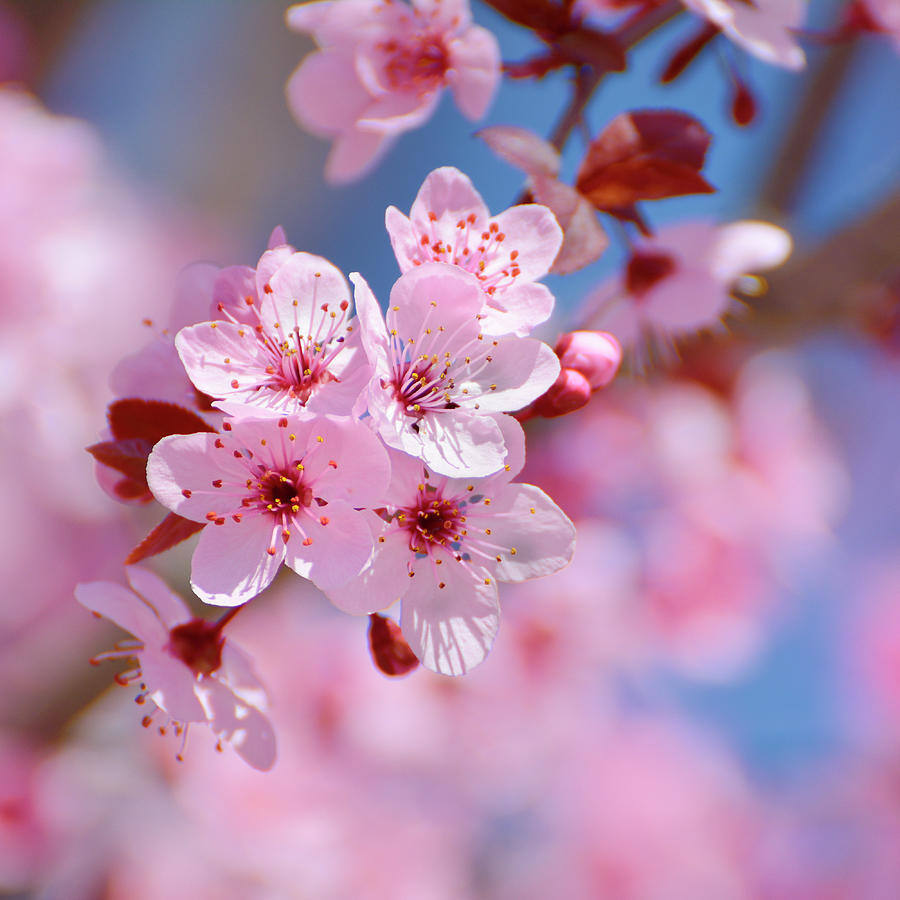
[
  {"xmin": 555, "ymin": 330, "xmax": 622, "ymax": 390},
  {"xmin": 214, "ymin": 438, "xmax": 225, "ymax": 448},
  {"xmin": 278, "ymin": 417, "xmax": 289, "ymax": 428},
  {"xmin": 205, "ymin": 512, "xmax": 219, "ymax": 521},
  {"xmin": 340, "ymin": 300, "xmax": 349, "ymax": 310},
  {"xmin": 368, "ymin": 613, "xmax": 419, "ymax": 677},
  {"xmin": 232, "ymin": 513, "xmax": 242, "ymax": 522},
  {"xmin": 263, "ymin": 283, "xmax": 273, "ymax": 293},
  {"xmin": 212, "ymin": 480, "xmax": 222, "ymax": 488},
  {"xmin": 328, "ymin": 459, "xmax": 338, "ymax": 468},
  {"xmin": 267, "ymin": 546, "xmax": 277, "ymax": 556},
  {"xmin": 222, "ymin": 421, "xmax": 233, "ymax": 431},
  {"xmin": 182, "ymin": 489, "xmax": 192, "ymax": 498},
  {"xmin": 302, "ymin": 537, "xmax": 313, "ymax": 546}
]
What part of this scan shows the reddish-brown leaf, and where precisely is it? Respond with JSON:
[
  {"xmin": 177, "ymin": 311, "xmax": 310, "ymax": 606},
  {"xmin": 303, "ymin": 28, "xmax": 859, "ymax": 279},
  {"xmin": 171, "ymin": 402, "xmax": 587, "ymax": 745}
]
[
  {"xmin": 576, "ymin": 110, "xmax": 715, "ymax": 209},
  {"xmin": 87, "ymin": 438, "xmax": 154, "ymax": 484},
  {"xmin": 125, "ymin": 512, "xmax": 205, "ymax": 565},
  {"xmin": 108, "ymin": 398, "xmax": 216, "ymax": 443},
  {"xmin": 368, "ymin": 614, "xmax": 419, "ymax": 677}
]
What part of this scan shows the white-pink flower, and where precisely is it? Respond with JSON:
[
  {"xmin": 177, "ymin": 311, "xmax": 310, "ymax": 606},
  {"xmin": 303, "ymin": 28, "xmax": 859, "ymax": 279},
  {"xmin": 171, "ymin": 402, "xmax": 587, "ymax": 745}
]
[
  {"xmin": 176, "ymin": 250, "xmax": 369, "ymax": 418},
  {"xmin": 326, "ymin": 417, "xmax": 576, "ymax": 675},
  {"xmin": 385, "ymin": 167, "xmax": 563, "ymax": 336},
  {"xmin": 352, "ymin": 262, "xmax": 560, "ymax": 477},
  {"xmin": 75, "ymin": 566, "xmax": 276, "ymax": 770},
  {"xmin": 586, "ymin": 220, "xmax": 792, "ymax": 357},
  {"xmin": 146, "ymin": 414, "xmax": 389, "ymax": 605},
  {"xmin": 286, "ymin": 0, "xmax": 501, "ymax": 182},
  {"xmin": 680, "ymin": 0, "xmax": 808, "ymax": 69}
]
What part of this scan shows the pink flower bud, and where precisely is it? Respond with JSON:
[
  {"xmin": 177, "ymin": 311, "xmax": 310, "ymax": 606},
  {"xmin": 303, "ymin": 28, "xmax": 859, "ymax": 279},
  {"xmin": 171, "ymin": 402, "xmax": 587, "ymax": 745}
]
[
  {"xmin": 555, "ymin": 330, "xmax": 622, "ymax": 390},
  {"xmin": 533, "ymin": 368, "xmax": 592, "ymax": 418}
]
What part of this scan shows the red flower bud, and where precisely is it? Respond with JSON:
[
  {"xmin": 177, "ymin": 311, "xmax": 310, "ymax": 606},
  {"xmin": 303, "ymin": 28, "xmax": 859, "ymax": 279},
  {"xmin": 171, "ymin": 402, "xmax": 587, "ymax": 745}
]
[
  {"xmin": 555, "ymin": 330, "xmax": 622, "ymax": 390},
  {"xmin": 532, "ymin": 368, "xmax": 592, "ymax": 418}
]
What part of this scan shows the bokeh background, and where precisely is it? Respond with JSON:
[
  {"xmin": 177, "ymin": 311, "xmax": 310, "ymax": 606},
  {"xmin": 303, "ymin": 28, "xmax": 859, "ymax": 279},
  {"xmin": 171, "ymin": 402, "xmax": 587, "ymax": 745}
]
[{"xmin": 2, "ymin": 0, "xmax": 900, "ymax": 897}]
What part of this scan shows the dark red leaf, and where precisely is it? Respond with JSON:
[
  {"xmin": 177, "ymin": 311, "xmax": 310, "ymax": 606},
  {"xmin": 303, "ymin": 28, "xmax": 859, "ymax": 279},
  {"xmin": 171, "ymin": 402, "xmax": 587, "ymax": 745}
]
[
  {"xmin": 108, "ymin": 398, "xmax": 216, "ymax": 444},
  {"xmin": 87, "ymin": 438, "xmax": 153, "ymax": 483},
  {"xmin": 576, "ymin": 110, "xmax": 715, "ymax": 209},
  {"xmin": 368, "ymin": 614, "xmax": 419, "ymax": 677},
  {"xmin": 113, "ymin": 478, "xmax": 153, "ymax": 503},
  {"xmin": 125, "ymin": 512, "xmax": 205, "ymax": 565}
]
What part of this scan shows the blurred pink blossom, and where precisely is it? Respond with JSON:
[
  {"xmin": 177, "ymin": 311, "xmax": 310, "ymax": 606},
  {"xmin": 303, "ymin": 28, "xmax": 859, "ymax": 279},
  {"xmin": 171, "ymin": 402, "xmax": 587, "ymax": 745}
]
[
  {"xmin": 286, "ymin": 0, "xmax": 500, "ymax": 182},
  {"xmin": 585, "ymin": 220, "xmax": 792, "ymax": 361},
  {"xmin": 76, "ymin": 566, "xmax": 276, "ymax": 770}
]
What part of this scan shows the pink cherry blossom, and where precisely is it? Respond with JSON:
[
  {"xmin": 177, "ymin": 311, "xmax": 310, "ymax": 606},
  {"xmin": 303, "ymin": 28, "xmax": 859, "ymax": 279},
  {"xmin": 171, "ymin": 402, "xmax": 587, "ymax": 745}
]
[
  {"xmin": 176, "ymin": 250, "xmax": 370, "ymax": 418},
  {"xmin": 146, "ymin": 414, "xmax": 389, "ymax": 605},
  {"xmin": 585, "ymin": 220, "xmax": 792, "ymax": 360},
  {"xmin": 680, "ymin": 0, "xmax": 808, "ymax": 70},
  {"xmin": 385, "ymin": 166, "xmax": 563, "ymax": 335},
  {"xmin": 75, "ymin": 566, "xmax": 276, "ymax": 770},
  {"xmin": 286, "ymin": 0, "xmax": 501, "ymax": 183},
  {"xmin": 352, "ymin": 263, "xmax": 560, "ymax": 477},
  {"xmin": 326, "ymin": 417, "xmax": 576, "ymax": 675},
  {"xmin": 556, "ymin": 330, "xmax": 622, "ymax": 390}
]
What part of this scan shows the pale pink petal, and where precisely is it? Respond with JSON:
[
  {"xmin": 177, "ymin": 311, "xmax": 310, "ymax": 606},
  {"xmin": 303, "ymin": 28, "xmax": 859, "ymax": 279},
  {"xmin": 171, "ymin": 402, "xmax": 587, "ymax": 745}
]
[
  {"xmin": 219, "ymin": 644, "xmax": 268, "ymax": 711},
  {"xmin": 357, "ymin": 89, "xmax": 440, "ymax": 133},
  {"xmin": 412, "ymin": 0, "xmax": 472, "ymax": 30},
  {"xmin": 409, "ymin": 166, "xmax": 489, "ymax": 227},
  {"xmin": 459, "ymin": 336, "xmax": 560, "ymax": 413},
  {"xmin": 264, "ymin": 251, "xmax": 350, "ymax": 323},
  {"xmin": 349, "ymin": 273, "xmax": 390, "ymax": 370},
  {"xmin": 212, "ymin": 265, "xmax": 258, "ymax": 323},
  {"xmin": 401, "ymin": 556, "xmax": 499, "ymax": 675},
  {"xmin": 124, "ymin": 566, "xmax": 191, "ymax": 629},
  {"xmin": 417, "ymin": 410, "xmax": 507, "ymax": 477},
  {"xmin": 447, "ymin": 25, "xmax": 501, "ymax": 120},
  {"xmin": 175, "ymin": 321, "xmax": 274, "ymax": 406},
  {"xmin": 478, "ymin": 125, "xmax": 561, "ymax": 178},
  {"xmin": 286, "ymin": 50, "xmax": 372, "ymax": 137},
  {"xmin": 198, "ymin": 678, "xmax": 277, "ymax": 771},
  {"xmin": 303, "ymin": 417, "xmax": 390, "ymax": 507},
  {"xmin": 254, "ymin": 245, "xmax": 297, "ymax": 298},
  {"xmin": 642, "ymin": 270, "xmax": 729, "ymax": 332},
  {"xmin": 147, "ymin": 432, "xmax": 247, "ymax": 522},
  {"xmin": 287, "ymin": 0, "xmax": 388, "ymax": 43},
  {"xmin": 712, "ymin": 221, "xmax": 792, "ymax": 281},
  {"xmin": 284, "ymin": 499, "xmax": 373, "ymax": 590},
  {"xmin": 389, "ymin": 262, "xmax": 483, "ymax": 340},
  {"xmin": 470, "ymin": 483, "xmax": 576, "ymax": 582},
  {"xmin": 267, "ymin": 226, "xmax": 289, "ymax": 249},
  {"xmin": 478, "ymin": 281, "xmax": 555, "ymax": 336},
  {"xmin": 140, "ymin": 646, "xmax": 207, "ymax": 723},
  {"xmin": 384, "ymin": 205, "xmax": 421, "ymax": 272},
  {"xmin": 557, "ymin": 329, "xmax": 622, "ymax": 389},
  {"xmin": 325, "ymin": 128, "xmax": 394, "ymax": 184},
  {"xmin": 490, "ymin": 203, "xmax": 563, "ymax": 281},
  {"xmin": 190, "ymin": 518, "xmax": 284, "ymax": 606},
  {"xmin": 324, "ymin": 518, "xmax": 412, "ymax": 614},
  {"xmin": 74, "ymin": 581, "xmax": 168, "ymax": 645}
]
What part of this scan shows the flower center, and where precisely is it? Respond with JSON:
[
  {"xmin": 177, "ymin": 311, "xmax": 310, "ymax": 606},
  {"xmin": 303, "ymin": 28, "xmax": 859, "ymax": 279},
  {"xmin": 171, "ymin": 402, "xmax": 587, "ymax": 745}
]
[
  {"xmin": 381, "ymin": 35, "xmax": 449, "ymax": 91},
  {"xmin": 404, "ymin": 492, "xmax": 464, "ymax": 553},
  {"xmin": 166, "ymin": 618, "xmax": 224, "ymax": 676},
  {"xmin": 253, "ymin": 468, "xmax": 313, "ymax": 514},
  {"xmin": 625, "ymin": 250, "xmax": 677, "ymax": 297}
]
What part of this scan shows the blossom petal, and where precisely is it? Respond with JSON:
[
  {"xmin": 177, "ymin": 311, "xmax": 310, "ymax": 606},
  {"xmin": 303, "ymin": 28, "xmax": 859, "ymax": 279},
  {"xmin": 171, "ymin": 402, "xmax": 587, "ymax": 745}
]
[
  {"xmin": 469, "ymin": 483, "xmax": 575, "ymax": 583},
  {"xmin": 409, "ymin": 166, "xmax": 488, "ymax": 227},
  {"xmin": 198, "ymin": 678, "xmax": 277, "ymax": 771},
  {"xmin": 140, "ymin": 647, "xmax": 207, "ymax": 723},
  {"xmin": 75, "ymin": 581, "xmax": 168, "ymax": 644},
  {"xmin": 324, "ymin": 517, "xmax": 412, "ymax": 614},
  {"xmin": 712, "ymin": 221, "xmax": 792, "ymax": 280},
  {"xmin": 350, "ymin": 273, "xmax": 390, "ymax": 370},
  {"xmin": 169, "ymin": 263, "xmax": 219, "ymax": 332},
  {"xmin": 357, "ymin": 90, "xmax": 440, "ymax": 134},
  {"xmin": 265, "ymin": 252, "xmax": 350, "ymax": 323},
  {"xmin": 124, "ymin": 566, "xmax": 191, "ymax": 629},
  {"xmin": 478, "ymin": 281, "xmax": 555, "ymax": 336},
  {"xmin": 401, "ymin": 556, "xmax": 499, "ymax": 675},
  {"xmin": 490, "ymin": 203, "xmax": 563, "ymax": 281},
  {"xmin": 325, "ymin": 128, "xmax": 394, "ymax": 184},
  {"xmin": 478, "ymin": 125, "xmax": 561, "ymax": 178},
  {"xmin": 418, "ymin": 410, "xmax": 507, "ymax": 478},
  {"xmin": 384, "ymin": 204, "xmax": 421, "ymax": 272},
  {"xmin": 286, "ymin": 50, "xmax": 371, "ymax": 136},
  {"xmin": 284, "ymin": 499, "xmax": 373, "ymax": 591},
  {"xmin": 190, "ymin": 518, "xmax": 284, "ymax": 606},
  {"xmin": 447, "ymin": 25, "xmax": 501, "ymax": 120}
]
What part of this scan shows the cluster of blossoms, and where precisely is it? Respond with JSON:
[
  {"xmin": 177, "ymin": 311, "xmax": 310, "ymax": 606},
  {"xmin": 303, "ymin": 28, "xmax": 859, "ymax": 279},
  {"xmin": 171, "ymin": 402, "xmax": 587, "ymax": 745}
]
[{"xmin": 81, "ymin": 167, "xmax": 590, "ymax": 766}]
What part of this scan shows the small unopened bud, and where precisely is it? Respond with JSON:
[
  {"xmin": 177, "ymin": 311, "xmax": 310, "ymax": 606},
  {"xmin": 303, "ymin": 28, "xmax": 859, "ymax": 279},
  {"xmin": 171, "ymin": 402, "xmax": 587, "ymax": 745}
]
[
  {"xmin": 555, "ymin": 330, "xmax": 622, "ymax": 390},
  {"xmin": 532, "ymin": 368, "xmax": 592, "ymax": 418}
]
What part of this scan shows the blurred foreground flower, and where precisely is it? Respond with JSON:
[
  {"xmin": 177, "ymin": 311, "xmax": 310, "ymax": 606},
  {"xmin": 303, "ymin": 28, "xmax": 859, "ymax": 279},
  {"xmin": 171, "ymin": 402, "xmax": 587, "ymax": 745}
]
[
  {"xmin": 76, "ymin": 567, "xmax": 276, "ymax": 770},
  {"xmin": 286, "ymin": 0, "xmax": 500, "ymax": 182}
]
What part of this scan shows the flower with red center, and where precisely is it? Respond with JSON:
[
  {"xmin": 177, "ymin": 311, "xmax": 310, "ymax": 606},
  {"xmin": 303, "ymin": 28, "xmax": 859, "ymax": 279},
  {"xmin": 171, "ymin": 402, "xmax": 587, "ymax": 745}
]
[
  {"xmin": 75, "ymin": 566, "xmax": 276, "ymax": 770},
  {"xmin": 680, "ymin": 0, "xmax": 808, "ymax": 69},
  {"xmin": 324, "ymin": 417, "xmax": 576, "ymax": 675},
  {"xmin": 352, "ymin": 262, "xmax": 559, "ymax": 477},
  {"xmin": 146, "ymin": 414, "xmax": 389, "ymax": 605},
  {"xmin": 585, "ymin": 220, "xmax": 792, "ymax": 363},
  {"xmin": 175, "ymin": 250, "xmax": 369, "ymax": 418},
  {"xmin": 286, "ymin": 0, "xmax": 501, "ymax": 182},
  {"xmin": 385, "ymin": 167, "xmax": 563, "ymax": 336}
]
